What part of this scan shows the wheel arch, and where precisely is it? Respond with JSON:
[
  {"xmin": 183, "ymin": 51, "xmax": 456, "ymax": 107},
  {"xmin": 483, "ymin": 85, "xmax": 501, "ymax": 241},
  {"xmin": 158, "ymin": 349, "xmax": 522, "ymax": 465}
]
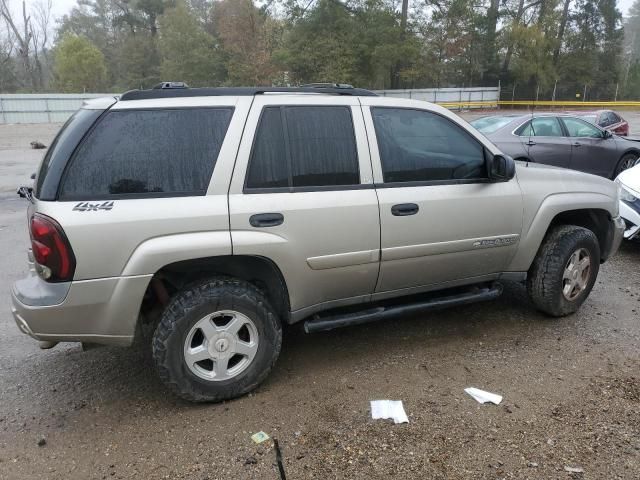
[
  {"xmin": 136, "ymin": 255, "xmax": 292, "ymax": 340},
  {"xmin": 508, "ymin": 192, "xmax": 616, "ymax": 272}
]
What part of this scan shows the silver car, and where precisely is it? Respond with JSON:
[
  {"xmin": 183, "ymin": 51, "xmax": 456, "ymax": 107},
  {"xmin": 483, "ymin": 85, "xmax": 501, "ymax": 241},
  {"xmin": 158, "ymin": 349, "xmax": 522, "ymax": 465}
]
[
  {"xmin": 471, "ymin": 114, "xmax": 640, "ymax": 178},
  {"xmin": 11, "ymin": 86, "xmax": 625, "ymax": 402}
]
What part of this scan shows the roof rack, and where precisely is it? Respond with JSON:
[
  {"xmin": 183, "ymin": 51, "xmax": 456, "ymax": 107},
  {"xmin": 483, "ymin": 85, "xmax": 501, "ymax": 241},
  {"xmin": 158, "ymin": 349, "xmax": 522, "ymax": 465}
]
[{"xmin": 120, "ymin": 85, "xmax": 378, "ymax": 101}]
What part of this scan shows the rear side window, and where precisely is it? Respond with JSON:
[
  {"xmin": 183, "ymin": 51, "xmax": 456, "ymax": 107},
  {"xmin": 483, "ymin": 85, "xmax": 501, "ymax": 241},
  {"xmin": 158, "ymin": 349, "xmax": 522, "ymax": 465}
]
[
  {"xmin": 245, "ymin": 106, "xmax": 360, "ymax": 190},
  {"xmin": 371, "ymin": 107, "xmax": 486, "ymax": 183},
  {"xmin": 59, "ymin": 108, "xmax": 233, "ymax": 199}
]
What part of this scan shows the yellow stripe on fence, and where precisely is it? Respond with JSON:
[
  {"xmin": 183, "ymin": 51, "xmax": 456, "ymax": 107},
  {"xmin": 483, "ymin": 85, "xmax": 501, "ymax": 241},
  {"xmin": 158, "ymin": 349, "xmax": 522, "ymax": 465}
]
[{"xmin": 435, "ymin": 100, "xmax": 640, "ymax": 108}]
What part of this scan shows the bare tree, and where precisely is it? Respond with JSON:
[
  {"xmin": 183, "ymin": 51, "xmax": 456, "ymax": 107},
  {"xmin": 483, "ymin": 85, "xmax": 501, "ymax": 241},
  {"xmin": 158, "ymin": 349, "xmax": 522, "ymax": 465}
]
[{"xmin": 0, "ymin": 0, "xmax": 51, "ymax": 90}]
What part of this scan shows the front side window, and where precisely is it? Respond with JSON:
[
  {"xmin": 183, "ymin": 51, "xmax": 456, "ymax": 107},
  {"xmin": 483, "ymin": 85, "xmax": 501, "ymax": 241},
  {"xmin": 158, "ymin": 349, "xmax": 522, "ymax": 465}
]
[
  {"xmin": 59, "ymin": 108, "xmax": 233, "ymax": 199},
  {"xmin": 371, "ymin": 108, "xmax": 486, "ymax": 183},
  {"xmin": 245, "ymin": 106, "xmax": 360, "ymax": 190},
  {"xmin": 562, "ymin": 117, "xmax": 603, "ymax": 138},
  {"xmin": 516, "ymin": 117, "xmax": 563, "ymax": 137}
]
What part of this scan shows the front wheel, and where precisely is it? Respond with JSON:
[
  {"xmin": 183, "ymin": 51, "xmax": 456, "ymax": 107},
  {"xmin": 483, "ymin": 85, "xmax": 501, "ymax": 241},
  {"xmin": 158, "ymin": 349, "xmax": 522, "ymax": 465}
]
[
  {"xmin": 614, "ymin": 153, "xmax": 640, "ymax": 177},
  {"xmin": 527, "ymin": 226, "xmax": 600, "ymax": 317},
  {"xmin": 152, "ymin": 277, "xmax": 282, "ymax": 402}
]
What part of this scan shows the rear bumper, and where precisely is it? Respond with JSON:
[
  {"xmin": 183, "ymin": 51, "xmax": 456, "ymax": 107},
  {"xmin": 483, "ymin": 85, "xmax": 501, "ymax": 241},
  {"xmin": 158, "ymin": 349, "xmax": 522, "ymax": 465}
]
[{"xmin": 11, "ymin": 271, "xmax": 152, "ymax": 347}]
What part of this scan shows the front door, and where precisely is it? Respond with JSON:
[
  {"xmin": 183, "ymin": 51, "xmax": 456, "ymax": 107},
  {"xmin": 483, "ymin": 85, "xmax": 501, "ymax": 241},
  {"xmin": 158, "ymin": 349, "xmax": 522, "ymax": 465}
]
[
  {"xmin": 228, "ymin": 96, "xmax": 380, "ymax": 318},
  {"xmin": 361, "ymin": 101, "xmax": 523, "ymax": 295},
  {"xmin": 561, "ymin": 116, "xmax": 617, "ymax": 177}
]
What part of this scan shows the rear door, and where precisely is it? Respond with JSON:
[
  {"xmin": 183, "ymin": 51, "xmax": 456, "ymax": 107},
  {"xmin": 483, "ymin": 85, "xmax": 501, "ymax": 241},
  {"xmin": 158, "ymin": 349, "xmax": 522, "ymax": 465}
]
[
  {"xmin": 228, "ymin": 96, "xmax": 380, "ymax": 318},
  {"xmin": 361, "ymin": 99, "xmax": 523, "ymax": 295},
  {"xmin": 516, "ymin": 117, "xmax": 572, "ymax": 168},
  {"xmin": 561, "ymin": 116, "xmax": 617, "ymax": 177}
]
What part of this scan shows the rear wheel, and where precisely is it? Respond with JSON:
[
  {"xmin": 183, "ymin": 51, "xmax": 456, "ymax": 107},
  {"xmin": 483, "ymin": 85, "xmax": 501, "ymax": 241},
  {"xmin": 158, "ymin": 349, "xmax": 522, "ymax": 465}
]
[
  {"xmin": 527, "ymin": 225, "xmax": 600, "ymax": 317},
  {"xmin": 152, "ymin": 277, "xmax": 282, "ymax": 402},
  {"xmin": 614, "ymin": 152, "xmax": 640, "ymax": 177}
]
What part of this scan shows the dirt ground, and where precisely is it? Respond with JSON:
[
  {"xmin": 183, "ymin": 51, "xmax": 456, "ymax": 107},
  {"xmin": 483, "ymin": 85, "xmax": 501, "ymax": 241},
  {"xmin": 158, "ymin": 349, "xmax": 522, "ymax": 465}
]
[{"xmin": 1, "ymin": 116, "xmax": 640, "ymax": 480}]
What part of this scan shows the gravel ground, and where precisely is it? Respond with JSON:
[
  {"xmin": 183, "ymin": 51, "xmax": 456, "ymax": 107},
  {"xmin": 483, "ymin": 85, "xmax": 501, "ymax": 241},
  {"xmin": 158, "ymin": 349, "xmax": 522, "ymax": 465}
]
[{"xmin": 1, "ymin": 117, "xmax": 640, "ymax": 479}]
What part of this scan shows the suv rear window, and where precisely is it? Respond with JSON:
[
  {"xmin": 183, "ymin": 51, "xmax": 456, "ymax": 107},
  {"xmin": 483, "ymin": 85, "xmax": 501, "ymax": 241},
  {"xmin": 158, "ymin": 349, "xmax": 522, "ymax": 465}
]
[
  {"xmin": 245, "ymin": 106, "xmax": 360, "ymax": 190},
  {"xmin": 59, "ymin": 108, "xmax": 233, "ymax": 199}
]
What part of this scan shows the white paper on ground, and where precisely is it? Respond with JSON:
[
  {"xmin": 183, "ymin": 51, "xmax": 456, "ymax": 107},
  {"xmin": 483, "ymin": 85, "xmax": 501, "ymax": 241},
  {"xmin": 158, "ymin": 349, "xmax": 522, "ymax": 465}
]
[
  {"xmin": 464, "ymin": 387, "xmax": 503, "ymax": 405},
  {"xmin": 370, "ymin": 400, "xmax": 409, "ymax": 424}
]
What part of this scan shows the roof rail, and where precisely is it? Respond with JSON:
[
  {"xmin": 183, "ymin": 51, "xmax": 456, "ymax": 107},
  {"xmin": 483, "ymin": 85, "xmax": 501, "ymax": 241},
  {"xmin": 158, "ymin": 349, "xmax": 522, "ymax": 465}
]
[{"xmin": 120, "ymin": 86, "xmax": 377, "ymax": 101}]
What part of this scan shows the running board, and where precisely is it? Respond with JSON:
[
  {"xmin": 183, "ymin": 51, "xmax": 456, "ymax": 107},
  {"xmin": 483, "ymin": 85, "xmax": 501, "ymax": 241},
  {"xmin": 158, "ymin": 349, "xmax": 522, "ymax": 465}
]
[{"xmin": 303, "ymin": 283, "xmax": 503, "ymax": 333}]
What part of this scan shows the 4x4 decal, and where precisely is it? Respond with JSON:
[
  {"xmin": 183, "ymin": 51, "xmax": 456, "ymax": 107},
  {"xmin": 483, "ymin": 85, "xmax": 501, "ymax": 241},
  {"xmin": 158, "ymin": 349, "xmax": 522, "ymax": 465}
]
[{"xmin": 72, "ymin": 201, "xmax": 114, "ymax": 212}]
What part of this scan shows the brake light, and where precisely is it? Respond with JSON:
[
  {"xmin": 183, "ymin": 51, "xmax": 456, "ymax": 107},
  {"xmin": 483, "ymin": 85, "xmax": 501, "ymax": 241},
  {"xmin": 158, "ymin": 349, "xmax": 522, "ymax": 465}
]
[{"xmin": 29, "ymin": 214, "xmax": 76, "ymax": 282}]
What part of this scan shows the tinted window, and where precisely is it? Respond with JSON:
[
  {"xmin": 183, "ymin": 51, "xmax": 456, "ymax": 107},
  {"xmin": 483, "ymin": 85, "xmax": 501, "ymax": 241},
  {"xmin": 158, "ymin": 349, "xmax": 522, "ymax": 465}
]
[
  {"xmin": 562, "ymin": 117, "xmax": 602, "ymax": 138},
  {"xmin": 517, "ymin": 117, "xmax": 563, "ymax": 137},
  {"xmin": 35, "ymin": 109, "xmax": 103, "ymax": 200},
  {"xmin": 598, "ymin": 113, "xmax": 613, "ymax": 127},
  {"xmin": 607, "ymin": 111, "xmax": 621, "ymax": 124},
  {"xmin": 60, "ymin": 108, "xmax": 233, "ymax": 199},
  {"xmin": 246, "ymin": 106, "xmax": 360, "ymax": 189},
  {"xmin": 371, "ymin": 108, "xmax": 486, "ymax": 183},
  {"xmin": 246, "ymin": 107, "xmax": 288, "ymax": 189}
]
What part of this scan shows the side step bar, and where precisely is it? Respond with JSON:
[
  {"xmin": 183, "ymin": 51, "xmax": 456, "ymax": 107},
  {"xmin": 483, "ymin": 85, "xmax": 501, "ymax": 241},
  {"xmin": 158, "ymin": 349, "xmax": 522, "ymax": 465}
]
[{"xmin": 304, "ymin": 283, "xmax": 503, "ymax": 333}]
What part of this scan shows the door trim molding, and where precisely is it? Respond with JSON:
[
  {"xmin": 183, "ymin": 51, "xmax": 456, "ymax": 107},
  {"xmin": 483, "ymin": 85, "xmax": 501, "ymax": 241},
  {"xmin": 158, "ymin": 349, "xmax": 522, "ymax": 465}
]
[{"xmin": 381, "ymin": 234, "xmax": 520, "ymax": 262}]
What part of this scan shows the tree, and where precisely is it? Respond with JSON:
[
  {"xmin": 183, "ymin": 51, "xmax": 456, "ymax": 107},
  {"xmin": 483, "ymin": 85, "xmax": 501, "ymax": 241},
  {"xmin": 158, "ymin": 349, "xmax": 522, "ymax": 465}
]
[
  {"xmin": 213, "ymin": 0, "xmax": 281, "ymax": 85},
  {"xmin": 54, "ymin": 33, "xmax": 107, "ymax": 92},
  {"xmin": 0, "ymin": 0, "xmax": 52, "ymax": 90},
  {"xmin": 158, "ymin": 3, "xmax": 225, "ymax": 86}
]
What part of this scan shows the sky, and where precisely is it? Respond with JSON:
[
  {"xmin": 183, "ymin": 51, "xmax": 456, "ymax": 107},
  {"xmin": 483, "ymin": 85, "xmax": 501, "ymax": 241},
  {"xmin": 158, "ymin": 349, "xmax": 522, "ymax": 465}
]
[{"xmin": 19, "ymin": 0, "xmax": 640, "ymax": 22}]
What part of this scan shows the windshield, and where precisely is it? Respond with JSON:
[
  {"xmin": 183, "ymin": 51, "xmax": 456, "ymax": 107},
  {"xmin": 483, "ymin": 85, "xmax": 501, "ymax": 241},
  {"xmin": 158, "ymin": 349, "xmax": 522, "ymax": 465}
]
[
  {"xmin": 470, "ymin": 116, "xmax": 514, "ymax": 134},
  {"xmin": 578, "ymin": 115, "xmax": 598, "ymax": 124}
]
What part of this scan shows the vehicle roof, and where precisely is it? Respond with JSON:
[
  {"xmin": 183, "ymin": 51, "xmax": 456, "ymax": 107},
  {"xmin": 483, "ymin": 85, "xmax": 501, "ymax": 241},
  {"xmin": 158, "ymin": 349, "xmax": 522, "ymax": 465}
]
[{"xmin": 119, "ymin": 86, "xmax": 378, "ymax": 101}]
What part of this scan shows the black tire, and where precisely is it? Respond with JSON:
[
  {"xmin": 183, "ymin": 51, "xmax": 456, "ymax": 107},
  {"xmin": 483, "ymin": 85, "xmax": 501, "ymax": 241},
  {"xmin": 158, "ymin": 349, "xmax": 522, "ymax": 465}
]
[
  {"xmin": 526, "ymin": 225, "xmax": 600, "ymax": 317},
  {"xmin": 152, "ymin": 277, "xmax": 282, "ymax": 402},
  {"xmin": 614, "ymin": 152, "xmax": 640, "ymax": 178}
]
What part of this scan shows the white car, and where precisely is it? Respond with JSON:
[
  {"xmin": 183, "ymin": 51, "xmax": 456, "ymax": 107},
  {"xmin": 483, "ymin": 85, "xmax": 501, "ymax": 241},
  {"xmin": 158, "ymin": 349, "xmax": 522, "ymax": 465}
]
[{"xmin": 616, "ymin": 164, "xmax": 640, "ymax": 240}]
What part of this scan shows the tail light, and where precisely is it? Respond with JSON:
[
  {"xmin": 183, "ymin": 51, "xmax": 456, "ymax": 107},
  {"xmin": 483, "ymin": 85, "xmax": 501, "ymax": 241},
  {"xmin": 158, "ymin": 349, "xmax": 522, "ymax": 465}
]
[{"xmin": 29, "ymin": 214, "xmax": 76, "ymax": 282}]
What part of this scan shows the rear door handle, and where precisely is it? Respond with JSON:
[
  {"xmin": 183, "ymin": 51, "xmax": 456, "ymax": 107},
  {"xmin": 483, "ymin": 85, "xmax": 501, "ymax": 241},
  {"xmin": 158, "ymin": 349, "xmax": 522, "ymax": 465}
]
[
  {"xmin": 249, "ymin": 213, "xmax": 284, "ymax": 228},
  {"xmin": 573, "ymin": 141, "xmax": 582, "ymax": 147},
  {"xmin": 391, "ymin": 203, "xmax": 419, "ymax": 216},
  {"xmin": 526, "ymin": 140, "xmax": 536, "ymax": 146}
]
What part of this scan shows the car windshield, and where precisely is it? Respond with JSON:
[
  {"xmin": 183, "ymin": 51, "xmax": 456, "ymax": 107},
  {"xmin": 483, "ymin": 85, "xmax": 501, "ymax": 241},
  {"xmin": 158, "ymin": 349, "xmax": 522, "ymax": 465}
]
[
  {"xmin": 470, "ymin": 116, "xmax": 514, "ymax": 134},
  {"xmin": 578, "ymin": 115, "xmax": 598, "ymax": 124}
]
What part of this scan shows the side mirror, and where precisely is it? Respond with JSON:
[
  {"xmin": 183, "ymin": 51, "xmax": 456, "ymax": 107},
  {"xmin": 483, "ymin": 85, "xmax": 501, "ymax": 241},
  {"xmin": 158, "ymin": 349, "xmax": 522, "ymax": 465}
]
[
  {"xmin": 603, "ymin": 129, "xmax": 613, "ymax": 139},
  {"xmin": 488, "ymin": 154, "xmax": 516, "ymax": 182}
]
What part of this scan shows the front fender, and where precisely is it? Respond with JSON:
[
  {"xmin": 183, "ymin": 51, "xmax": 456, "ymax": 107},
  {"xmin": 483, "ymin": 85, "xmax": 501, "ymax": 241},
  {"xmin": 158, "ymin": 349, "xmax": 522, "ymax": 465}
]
[{"xmin": 507, "ymin": 192, "xmax": 616, "ymax": 271}]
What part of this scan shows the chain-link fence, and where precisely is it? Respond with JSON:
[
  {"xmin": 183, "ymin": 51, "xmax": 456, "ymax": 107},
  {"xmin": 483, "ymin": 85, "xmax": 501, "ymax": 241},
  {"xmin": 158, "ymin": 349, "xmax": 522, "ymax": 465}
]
[{"xmin": 500, "ymin": 83, "xmax": 624, "ymax": 103}]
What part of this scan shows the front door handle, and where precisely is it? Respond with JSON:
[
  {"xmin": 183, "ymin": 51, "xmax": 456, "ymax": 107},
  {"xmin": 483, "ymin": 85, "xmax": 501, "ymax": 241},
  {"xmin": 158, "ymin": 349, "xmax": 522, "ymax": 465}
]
[
  {"xmin": 249, "ymin": 213, "xmax": 284, "ymax": 228},
  {"xmin": 391, "ymin": 203, "xmax": 419, "ymax": 216},
  {"xmin": 526, "ymin": 140, "xmax": 536, "ymax": 146},
  {"xmin": 573, "ymin": 141, "xmax": 582, "ymax": 147}
]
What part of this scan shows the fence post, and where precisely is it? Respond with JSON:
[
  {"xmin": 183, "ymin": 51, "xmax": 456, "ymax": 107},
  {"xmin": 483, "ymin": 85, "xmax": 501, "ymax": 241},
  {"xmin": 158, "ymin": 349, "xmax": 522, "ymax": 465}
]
[
  {"xmin": 0, "ymin": 97, "xmax": 5, "ymax": 124},
  {"xmin": 45, "ymin": 98, "xmax": 51, "ymax": 123},
  {"xmin": 433, "ymin": 90, "xmax": 437, "ymax": 103}
]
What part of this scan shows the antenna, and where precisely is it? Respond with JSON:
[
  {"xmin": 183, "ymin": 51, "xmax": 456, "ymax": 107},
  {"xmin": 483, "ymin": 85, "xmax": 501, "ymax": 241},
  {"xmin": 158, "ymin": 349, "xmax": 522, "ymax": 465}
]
[{"xmin": 526, "ymin": 105, "xmax": 534, "ymax": 168}]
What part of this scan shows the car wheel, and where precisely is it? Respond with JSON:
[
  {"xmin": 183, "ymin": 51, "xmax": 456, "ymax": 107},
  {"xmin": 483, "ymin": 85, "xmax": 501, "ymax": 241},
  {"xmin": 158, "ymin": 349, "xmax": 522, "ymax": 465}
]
[
  {"xmin": 152, "ymin": 277, "xmax": 282, "ymax": 402},
  {"xmin": 526, "ymin": 225, "xmax": 600, "ymax": 317},
  {"xmin": 614, "ymin": 153, "xmax": 640, "ymax": 177}
]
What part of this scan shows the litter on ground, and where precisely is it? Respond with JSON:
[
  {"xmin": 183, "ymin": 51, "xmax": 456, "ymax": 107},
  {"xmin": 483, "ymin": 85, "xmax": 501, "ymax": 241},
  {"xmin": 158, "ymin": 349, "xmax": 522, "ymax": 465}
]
[
  {"xmin": 464, "ymin": 387, "xmax": 503, "ymax": 405},
  {"xmin": 370, "ymin": 400, "xmax": 409, "ymax": 424},
  {"xmin": 251, "ymin": 431, "xmax": 270, "ymax": 444}
]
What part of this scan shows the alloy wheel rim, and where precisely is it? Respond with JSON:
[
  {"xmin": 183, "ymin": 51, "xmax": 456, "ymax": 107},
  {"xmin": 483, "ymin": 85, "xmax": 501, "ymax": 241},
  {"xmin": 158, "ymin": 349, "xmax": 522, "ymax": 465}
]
[
  {"xmin": 562, "ymin": 248, "xmax": 591, "ymax": 301},
  {"xmin": 622, "ymin": 156, "xmax": 640, "ymax": 171},
  {"xmin": 183, "ymin": 310, "xmax": 259, "ymax": 381}
]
